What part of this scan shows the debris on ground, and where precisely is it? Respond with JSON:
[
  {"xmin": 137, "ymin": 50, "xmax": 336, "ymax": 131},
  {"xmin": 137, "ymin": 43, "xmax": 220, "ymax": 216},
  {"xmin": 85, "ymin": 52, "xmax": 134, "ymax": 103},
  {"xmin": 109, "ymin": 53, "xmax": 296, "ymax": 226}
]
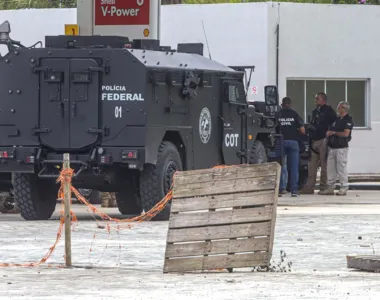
[{"xmin": 252, "ymin": 250, "xmax": 292, "ymax": 273}]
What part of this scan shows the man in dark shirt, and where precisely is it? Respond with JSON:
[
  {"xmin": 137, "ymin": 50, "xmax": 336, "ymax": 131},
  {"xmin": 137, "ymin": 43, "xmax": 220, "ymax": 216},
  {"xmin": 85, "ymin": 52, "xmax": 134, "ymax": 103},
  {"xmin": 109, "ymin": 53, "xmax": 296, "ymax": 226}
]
[
  {"xmin": 300, "ymin": 92, "xmax": 337, "ymax": 194},
  {"xmin": 276, "ymin": 97, "xmax": 305, "ymax": 197},
  {"xmin": 319, "ymin": 101, "xmax": 353, "ymax": 196}
]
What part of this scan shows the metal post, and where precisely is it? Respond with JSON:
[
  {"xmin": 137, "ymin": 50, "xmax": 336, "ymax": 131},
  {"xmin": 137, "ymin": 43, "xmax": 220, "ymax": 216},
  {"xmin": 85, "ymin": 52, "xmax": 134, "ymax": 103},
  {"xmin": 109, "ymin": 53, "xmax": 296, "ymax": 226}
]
[{"xmin": 63, "ymin": 153, "xmax": 72, "ymax": 267}]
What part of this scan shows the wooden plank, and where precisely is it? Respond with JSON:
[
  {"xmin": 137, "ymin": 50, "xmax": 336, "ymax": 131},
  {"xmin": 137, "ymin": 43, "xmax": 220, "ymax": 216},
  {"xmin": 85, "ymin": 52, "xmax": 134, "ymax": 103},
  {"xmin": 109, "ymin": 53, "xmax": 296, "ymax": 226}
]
[
  {"xmin": 165, "ymin": 237, "xmax": 269, "ymax": 258},
  {"xmin": 173, "ymin": 162, "xmax": 278, "ymax": 178},
  {"xmin": 268, "ymin": 163, "xmax": 281, "ymax": 257},
  {"xmin": 169, "ymin": 207, "xmax": 272, "ymax": 229},
  {"xmin": 347, "ymin": 255, "xmax": 380, "ymax": 272},
  {"xmin": 171, "ymin": 191, "xmax": 274, "ymax": 213},
  {"xmin": 173, "ymin": 176, "xmax": 276, "ymax": 199},
  {"xmin": 174, "ymin": 164, "xmax": 277, "ymax": 186},
  {"xmin": 164, "ymin": 252, "xmax": 269, "ymax": 273},
  {"xmin": 167, "ymin": 222, "xmax": 272, "ymax": 243}
]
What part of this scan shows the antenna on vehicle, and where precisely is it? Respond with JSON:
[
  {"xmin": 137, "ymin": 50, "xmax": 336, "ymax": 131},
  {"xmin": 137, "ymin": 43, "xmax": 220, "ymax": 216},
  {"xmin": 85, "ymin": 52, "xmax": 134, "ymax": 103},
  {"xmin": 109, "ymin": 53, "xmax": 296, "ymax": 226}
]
[{"xmin": 201, "ymin": 20, "xmax": 212, "ymax": 60}]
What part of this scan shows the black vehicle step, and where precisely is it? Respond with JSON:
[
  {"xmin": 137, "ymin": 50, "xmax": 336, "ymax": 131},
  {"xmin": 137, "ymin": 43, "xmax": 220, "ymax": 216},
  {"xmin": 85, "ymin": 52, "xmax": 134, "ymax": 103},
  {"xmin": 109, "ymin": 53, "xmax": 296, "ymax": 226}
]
[{"xmin": 37, "ymin": 160, "xmax": 88, "ymax": 178}]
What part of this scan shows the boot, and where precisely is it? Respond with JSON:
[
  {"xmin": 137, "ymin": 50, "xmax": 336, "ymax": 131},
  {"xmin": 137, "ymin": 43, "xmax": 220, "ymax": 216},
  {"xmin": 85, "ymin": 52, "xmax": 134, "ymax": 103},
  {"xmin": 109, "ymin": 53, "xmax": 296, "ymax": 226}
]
[
  {"xmin": 318, "ymin": 187, "xmax": 335, "ymax": 195},
  {"xmin": 101, "ymin": 192, "xmax": 110, "ymax": 207},
  {"xmin": 0, "ymin": 194, "xmax": 20, "ymax": 214},
  {"xmin": 101, "ymin": 192, "xmax": 118, "ymax": 207},
  {"xmin": 109, "ymin": 193, "xmax": 117, "ymax": 207},
  {"xmin": 336, "ymin": 188, "xmax": 347, "ymax": 196}
]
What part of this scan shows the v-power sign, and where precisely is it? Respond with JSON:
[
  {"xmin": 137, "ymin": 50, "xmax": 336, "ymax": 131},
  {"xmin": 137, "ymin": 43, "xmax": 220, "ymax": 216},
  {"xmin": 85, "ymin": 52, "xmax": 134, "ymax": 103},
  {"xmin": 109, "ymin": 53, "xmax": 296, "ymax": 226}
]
[{"xmin": 95, "ymin": 0, "xmax": 150, "ymax": 26}]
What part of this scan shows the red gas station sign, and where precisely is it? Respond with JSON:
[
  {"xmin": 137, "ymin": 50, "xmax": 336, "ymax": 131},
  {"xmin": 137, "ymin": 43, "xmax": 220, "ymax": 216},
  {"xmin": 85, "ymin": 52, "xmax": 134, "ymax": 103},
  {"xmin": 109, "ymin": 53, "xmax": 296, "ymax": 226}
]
[{"xmin": 94, "ymin": 0, "xmax": 150, "ymax": 26}]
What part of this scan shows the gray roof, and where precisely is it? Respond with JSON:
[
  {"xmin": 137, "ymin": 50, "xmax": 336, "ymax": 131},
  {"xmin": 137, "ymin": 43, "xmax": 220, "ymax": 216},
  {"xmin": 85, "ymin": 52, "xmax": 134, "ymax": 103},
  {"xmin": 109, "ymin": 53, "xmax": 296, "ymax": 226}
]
[{"xmin": 128, "ymin": 48, "xmax": 236, "ymax": 73}]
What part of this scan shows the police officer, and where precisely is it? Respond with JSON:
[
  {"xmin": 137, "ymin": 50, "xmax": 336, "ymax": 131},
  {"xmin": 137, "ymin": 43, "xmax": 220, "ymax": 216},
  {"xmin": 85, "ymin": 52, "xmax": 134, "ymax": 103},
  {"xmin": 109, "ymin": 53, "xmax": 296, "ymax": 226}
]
[
  {"xmin": 319, "ymin": 101, "xmax": 353, "ymax": 196},
  {"xmin": 276, "ymin": 97, "xmax": 305, "ymax": 197},
  {"xmin": 300, "ymin": 92, "xmax": 336, "ymax": 194}
]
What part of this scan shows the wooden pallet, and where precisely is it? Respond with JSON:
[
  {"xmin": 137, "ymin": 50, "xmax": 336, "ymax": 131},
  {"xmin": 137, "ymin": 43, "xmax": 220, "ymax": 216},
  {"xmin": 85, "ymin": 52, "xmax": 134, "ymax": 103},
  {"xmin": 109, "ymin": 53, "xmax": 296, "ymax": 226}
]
[
  {"xmin": 163, "ymin": 162, "xmax": 281, "ymax": 273},
  {"xmin": 347, "ymin": 255, "xmax": 380, "ymax": 272}
]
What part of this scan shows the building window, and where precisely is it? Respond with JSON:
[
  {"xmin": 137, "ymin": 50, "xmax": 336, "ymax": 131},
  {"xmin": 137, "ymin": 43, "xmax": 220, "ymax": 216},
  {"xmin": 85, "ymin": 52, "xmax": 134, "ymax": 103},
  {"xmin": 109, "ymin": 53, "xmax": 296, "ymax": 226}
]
[{"xmin": 286, "ymin": 79, "xmax": 368, "ymax": 128}]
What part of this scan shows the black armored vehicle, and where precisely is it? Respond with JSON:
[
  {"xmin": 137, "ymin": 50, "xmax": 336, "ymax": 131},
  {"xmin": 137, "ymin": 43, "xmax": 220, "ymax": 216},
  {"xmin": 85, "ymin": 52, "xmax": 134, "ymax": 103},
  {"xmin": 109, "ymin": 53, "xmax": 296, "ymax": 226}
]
[{"xmin": 0, "ymin": 21, "xmax": 283, "ymax": 221}]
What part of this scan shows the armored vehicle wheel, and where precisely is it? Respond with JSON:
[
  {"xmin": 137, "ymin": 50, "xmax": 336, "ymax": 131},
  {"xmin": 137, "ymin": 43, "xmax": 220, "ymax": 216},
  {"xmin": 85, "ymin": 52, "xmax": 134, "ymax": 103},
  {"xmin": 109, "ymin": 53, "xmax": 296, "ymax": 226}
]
[
  {"xmin": 249, "ymin": 140, "xmax": 268, "ymax": 164},
  {"xmin": 78, "ymin": 189, "xmax": 101, "ymax": 204},
  {"xmin": 90, "ymin": 191, "xmax": 101, "ymax": 205},
  {"xmin": 115, "ymin": 183, "xmax": 142, "ymax": 215},
  {"xmin": 12, "ymin": 173, "xmax": 57, "ymax": 220},
  {"xmin": 139, "ymin": 141, "xmax": 183, "ymax": 221}
]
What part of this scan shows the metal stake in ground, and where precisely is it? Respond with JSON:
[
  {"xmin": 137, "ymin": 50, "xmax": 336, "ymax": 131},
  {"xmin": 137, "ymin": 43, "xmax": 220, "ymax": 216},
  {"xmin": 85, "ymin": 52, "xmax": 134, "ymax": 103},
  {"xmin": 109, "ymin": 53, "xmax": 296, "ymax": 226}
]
[{"xmin": 63, "ymin": 153, "xmax": 72, "ymax": 267}]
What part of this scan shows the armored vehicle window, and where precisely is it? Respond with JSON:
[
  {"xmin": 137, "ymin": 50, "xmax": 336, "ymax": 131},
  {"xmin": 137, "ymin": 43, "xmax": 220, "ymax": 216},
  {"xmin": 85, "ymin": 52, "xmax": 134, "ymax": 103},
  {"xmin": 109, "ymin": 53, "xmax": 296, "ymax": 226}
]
[
  {"xmin": 168, "ymin": 71, "xmax": 182, "ymax": 86},
  {"xmin": 200, "ymin": 73, "xmax": 212, "ymax": 87},
  {"xmin": 150, "ymin": 70, "xmax": 167, "ymax": 86},
  {"xmin": 224, "ymin": 81, "xmax": 246, "ymax": 105}
]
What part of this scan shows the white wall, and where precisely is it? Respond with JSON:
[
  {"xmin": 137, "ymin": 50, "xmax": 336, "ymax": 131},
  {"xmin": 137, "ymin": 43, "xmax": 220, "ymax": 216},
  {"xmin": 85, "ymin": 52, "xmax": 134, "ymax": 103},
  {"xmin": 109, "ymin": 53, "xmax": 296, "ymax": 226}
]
[
  {"xmin": 0, "ymin": 8, "xmax": 75, "ymax": 54},
  {"xmin": 275, "ymin": 3, "xmax": 380, "ymax": 174},
  {"xmin": 160, "ymin": 3, "xmax": 270, "ymax": 102}
]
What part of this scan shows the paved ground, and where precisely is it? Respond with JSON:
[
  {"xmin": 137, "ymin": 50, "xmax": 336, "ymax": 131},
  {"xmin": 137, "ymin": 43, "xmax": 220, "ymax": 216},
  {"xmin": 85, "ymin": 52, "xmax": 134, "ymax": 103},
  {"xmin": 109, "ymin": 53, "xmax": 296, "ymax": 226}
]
[{"xmin": 1, "ymin": 191, "xmax": 380, "ymax": 300}]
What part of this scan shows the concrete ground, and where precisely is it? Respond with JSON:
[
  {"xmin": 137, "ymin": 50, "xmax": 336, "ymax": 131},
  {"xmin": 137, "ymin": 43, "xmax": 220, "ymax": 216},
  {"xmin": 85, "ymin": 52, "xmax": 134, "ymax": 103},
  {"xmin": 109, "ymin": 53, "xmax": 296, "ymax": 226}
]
[{"xmin": 1, "ymin": 191, "xmax": 380, "ymax": 300}]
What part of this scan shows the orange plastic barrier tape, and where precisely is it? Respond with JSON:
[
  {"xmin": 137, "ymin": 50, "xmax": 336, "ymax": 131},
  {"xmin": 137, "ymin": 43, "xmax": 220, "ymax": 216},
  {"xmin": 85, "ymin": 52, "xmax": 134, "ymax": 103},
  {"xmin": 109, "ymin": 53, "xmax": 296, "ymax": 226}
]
[{"xmin": 0, "ymin": 163, "xmax": 239, "ymax": 268}]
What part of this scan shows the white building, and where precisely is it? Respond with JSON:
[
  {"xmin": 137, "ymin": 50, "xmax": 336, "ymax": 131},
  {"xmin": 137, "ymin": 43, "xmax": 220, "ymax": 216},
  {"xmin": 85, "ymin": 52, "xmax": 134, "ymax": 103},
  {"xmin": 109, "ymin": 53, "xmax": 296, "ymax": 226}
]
[
  {"xmin": 161, "ymin": 2, "xmax": 377, "ymax": 174},
  {"xmin": 0, "ymin": 2, "xmax": 377, "ymax": 174}
]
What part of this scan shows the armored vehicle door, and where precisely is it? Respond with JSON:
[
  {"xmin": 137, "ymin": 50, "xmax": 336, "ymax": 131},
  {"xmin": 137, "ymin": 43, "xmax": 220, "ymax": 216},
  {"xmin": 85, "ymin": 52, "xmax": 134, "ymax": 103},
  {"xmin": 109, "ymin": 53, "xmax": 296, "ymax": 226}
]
[
  {"xmin": 69, "ymin": 59, "xmax": 100, "ymax": 149},
  {"xmin": 37, "ymin": 58, "xmax": 100, "ymax": 150},
  {"xmin": 38, "ymin": 59, "xmax": 70, "ymax": 149},
  {"xmin": 221, "ymin": 80, "xmax": 247, "ymax": 165}
]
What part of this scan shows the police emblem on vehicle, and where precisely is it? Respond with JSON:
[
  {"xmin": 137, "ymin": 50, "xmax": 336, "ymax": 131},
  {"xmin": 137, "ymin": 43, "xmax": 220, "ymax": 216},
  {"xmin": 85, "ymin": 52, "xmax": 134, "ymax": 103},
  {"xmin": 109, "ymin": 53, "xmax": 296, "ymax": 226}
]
[{"xmin": 199, "ymin": 107, "xmax": 212, "ymax": 144}]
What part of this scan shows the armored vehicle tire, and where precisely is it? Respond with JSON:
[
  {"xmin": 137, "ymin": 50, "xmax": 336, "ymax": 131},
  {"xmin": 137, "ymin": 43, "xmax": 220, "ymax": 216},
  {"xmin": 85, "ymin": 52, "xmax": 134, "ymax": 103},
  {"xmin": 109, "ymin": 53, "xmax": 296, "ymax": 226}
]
[
  {"xmin": 249, "ymin": 140, "xmax": 268, "ymax": 164},
  {"xmin": 139, "ymin": 141, "xmax": 183, "ymax": 221},
  {"xmin": 115, "ymin": 184, "xmax": 142, "ymax": 215},
  {"xmin": 78, "ymin": 189, "xmax": 101, "ymax": 205},
  {"xmin": 90, "ymin": 191, "xmax": 101, "ymax": 205},
  {"xmin": 12, "ymin": 173, "xmax": 57, "ymax": 220}
]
